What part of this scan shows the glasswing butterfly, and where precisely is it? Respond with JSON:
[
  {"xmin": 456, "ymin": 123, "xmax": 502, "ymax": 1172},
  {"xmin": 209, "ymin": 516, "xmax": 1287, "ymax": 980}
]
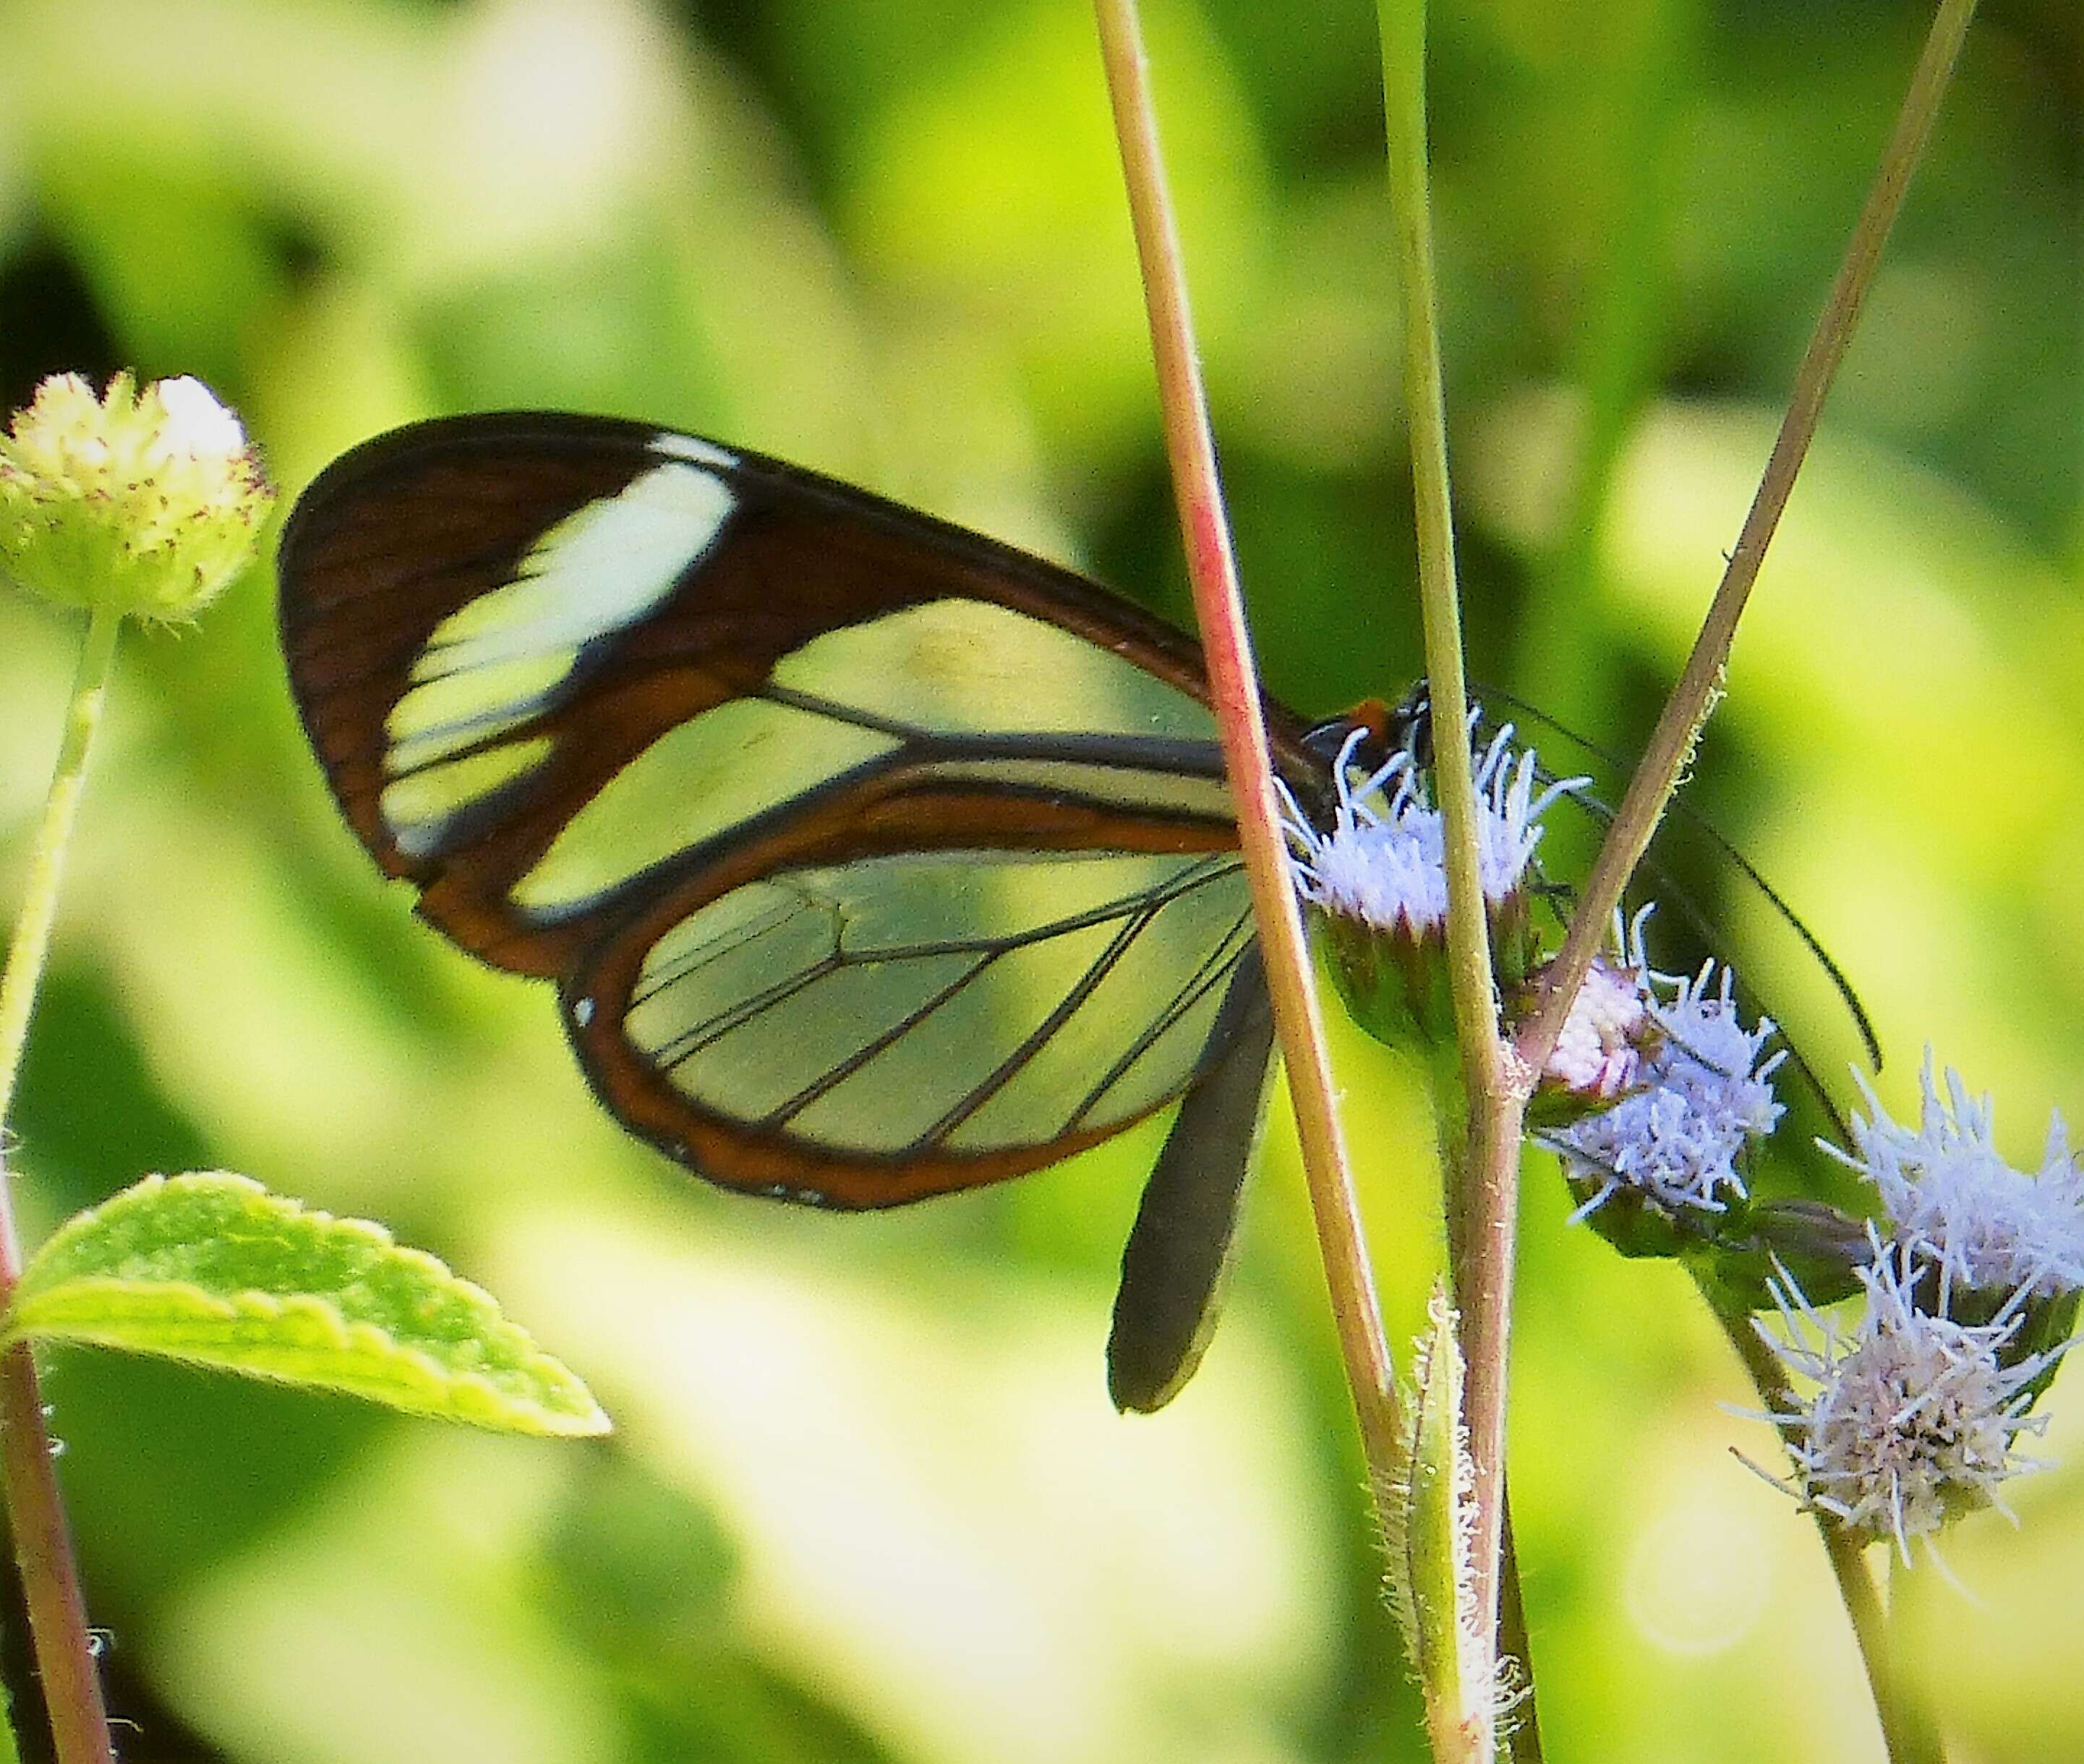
[
  {"xmin": 278, "ymin": 412, "xmax": 1333, "ymax": 1409},
  {"xmin": 276, "ymin": 411, "xmax": 1873, "ymax": 1410}
]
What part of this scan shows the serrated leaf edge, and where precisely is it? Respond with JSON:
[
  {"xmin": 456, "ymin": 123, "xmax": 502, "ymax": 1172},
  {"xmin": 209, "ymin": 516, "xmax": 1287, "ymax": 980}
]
[{"xmin": 7, "ymin": 1173, "xmax": 608, "ymax": 1438}]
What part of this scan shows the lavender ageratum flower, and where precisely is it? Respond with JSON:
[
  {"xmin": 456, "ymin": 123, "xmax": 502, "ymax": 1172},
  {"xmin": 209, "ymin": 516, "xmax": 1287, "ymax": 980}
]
[
  {"xmin": 1279, "ymin": 731, "xmax": 1442, "ymax": 933},
  {"xmin": 1278, "ymin": 721, "xmax": 1581, "ymax": 937},
  {"xmin": 1824, "ymin": 1056, "xmax": 2084, "ymax": 1305},
  {"xmin": 1554, "ymin": 920, "xmax": 1785, "ymax": 1221},
  {"xmin": 1751, "ymin": 1236, "xmax": 2067, "ymax": 1562}
]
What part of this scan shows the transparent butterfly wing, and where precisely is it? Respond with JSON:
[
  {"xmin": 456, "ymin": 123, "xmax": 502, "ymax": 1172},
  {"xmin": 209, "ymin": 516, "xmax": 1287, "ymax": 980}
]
[
  {"xmin": 565, "ymin": 844, "xmax": 1259, "ymax": 1206},
  {"xmin": 278, "ymin": 413, "xmax": 1323, "ymax": 1208}
]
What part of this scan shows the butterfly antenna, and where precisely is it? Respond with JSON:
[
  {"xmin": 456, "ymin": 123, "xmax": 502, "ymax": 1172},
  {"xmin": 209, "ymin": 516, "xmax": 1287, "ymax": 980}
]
[{"xmin": 1472, "ymin": 680, "xmax": 1881, "ymax": 1071}]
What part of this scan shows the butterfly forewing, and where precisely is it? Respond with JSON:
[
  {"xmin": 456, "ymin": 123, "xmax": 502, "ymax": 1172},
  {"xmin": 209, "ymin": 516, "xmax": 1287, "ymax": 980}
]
[{"xmin": 279, "ymin": 413, "xmax": 1322, "ymax": 1208}]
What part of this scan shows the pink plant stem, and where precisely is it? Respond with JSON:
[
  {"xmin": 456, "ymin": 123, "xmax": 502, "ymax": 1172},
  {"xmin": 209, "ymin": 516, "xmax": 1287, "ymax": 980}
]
[
  {"xmin": 1092, "ymin": 0, "xmax": 1403, "ymax": 1474},
  {"xmin": 0, "ymin": 1345, "xmax": 108, "ymax": 1763}
]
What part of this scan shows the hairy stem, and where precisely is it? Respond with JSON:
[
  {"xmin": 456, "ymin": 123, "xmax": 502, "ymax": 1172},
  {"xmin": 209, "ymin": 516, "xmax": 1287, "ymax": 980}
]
[
  {"xmin": 1092, "ymin": 0, "xmax": 1404, "ymax": 1480},
  {"xmin": 0, "ymin": 607, "xmax": 121, "ymax": 1764},
  {"xmin": 1497, "ymin": 1499, "xmax": 1544, "ymax": 1762}
]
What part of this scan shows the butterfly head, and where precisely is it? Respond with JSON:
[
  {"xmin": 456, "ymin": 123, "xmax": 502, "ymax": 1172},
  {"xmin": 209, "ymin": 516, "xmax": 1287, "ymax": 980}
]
[{"xmin": 1296, "ymin": 687, "xmax": 1434, "ymax": 823}]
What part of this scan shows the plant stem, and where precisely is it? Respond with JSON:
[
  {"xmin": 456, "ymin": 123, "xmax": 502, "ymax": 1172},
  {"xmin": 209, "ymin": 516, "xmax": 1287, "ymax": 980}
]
[
  {"xmin": 1704, "ymin": 1275, "xmax": 1944, "ymax": 1764},
  {"xmin": 1513, "ymin": 0, "xmax": 1982, "ymax": 1078},
  {"xmin": 1886, "ymin": 1551, "xmax": 1949, "ymax": 1764},
  {"xmin": 0, "ymin": 607, "xmax": 121, "ymax": 1764},
  {"xmin": 1497, "ymin": 1497, "xmax": 1545, "ymax": 1763},
  {"xmin": 1376, "ymin": 0, "xmax": 1518, "ymax": 1717},
  {"xmin": 0, "ymin": 609, "xmax": 121, "ymax": 1129},
  {"xmin": 1090, "ymin": 0, "xmax": 1404, "ymax": 1483}
]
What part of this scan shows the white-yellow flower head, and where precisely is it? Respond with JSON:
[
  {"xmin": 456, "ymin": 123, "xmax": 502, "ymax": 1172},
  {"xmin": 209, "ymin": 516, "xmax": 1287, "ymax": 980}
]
[{"xmin": 0, "ymin": 372, "xmax": 273, "ymax": 625}]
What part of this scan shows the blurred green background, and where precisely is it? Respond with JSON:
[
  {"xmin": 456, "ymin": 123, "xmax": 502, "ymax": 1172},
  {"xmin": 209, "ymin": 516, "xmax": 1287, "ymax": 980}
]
[{"xmin": 0, "ymin": 0, "xmax": 2077, "ymax": 1759}]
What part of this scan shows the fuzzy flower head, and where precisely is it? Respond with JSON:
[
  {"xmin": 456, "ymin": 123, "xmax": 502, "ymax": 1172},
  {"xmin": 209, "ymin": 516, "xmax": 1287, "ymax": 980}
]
[
  {"xmin": 1554, "ymin": 914, "xmax": 1785, "ymax": 1225},
  {"xmin": 1753, "ymin": 1238, "xmax": 2066, "ymax": 1563},
  {"xmin": 1278, "ymin": 718, "xmax": 1583, "ymax": 1045},
  {"xmin": 1827, "ymin": 1056, "xmax": 2084, "ymax": 1307},
  {"xmin": 0, "ymin": 372, "xmax": 272, "ymax": 625},
  {"xmin": 1281, "ymin": 732, "xmax": 1443, "ymax": 935},
  {"xmin": 1279, "ymin": 719, "xmax": 1581, "ymax": 938}
]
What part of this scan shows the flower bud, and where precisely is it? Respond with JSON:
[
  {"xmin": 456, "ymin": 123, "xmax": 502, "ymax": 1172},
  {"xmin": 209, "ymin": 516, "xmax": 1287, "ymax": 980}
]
[
  {"xmin": 0, "ymin": 372, "xmax": 273, "ymax": 625},
  {"xmin": 1524, "ymin": 951, "xmax": 1649, "ymax": 1131}
]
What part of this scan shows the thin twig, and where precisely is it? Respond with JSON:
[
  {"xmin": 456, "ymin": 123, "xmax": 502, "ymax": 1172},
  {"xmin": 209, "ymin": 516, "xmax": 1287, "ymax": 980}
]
[
  {"xmin": 1489, "ymin": 0, "xmax": 1979, "ymax": 1716},
  {"xmin": 1493, "ymin": 9, "xmax": 1980, "ymax": 1751},
  {"xmin": 1514, "ymin": 0, "xmax": 1983, "ymax": 1079},
  {"xmin": 1090, "ymin": 0, "xmax": 1404, "ymax": 1480},
  {"xmin": 0, "ymin": 607, "xmax": 122, "ymax": 1764},
  {"xmin": 1497, "ymin": 1497, "xmax": 1545, "ymax": 1763}
]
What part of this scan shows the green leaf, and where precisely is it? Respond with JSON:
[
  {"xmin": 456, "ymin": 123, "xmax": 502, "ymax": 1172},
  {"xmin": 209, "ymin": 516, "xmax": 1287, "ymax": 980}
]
[{"xmin": 5, "ymin": 1173, "xmax": 607, "ymax": 1437}]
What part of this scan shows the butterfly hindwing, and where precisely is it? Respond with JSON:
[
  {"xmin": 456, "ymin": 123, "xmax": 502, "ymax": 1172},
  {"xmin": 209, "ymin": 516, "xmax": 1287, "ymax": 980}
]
[
  {"xmin": 563, "ymin": 847, "xmax": 1258, "ymax": 1206},
  {"xmin": 278, "ymin": 413, "xmax": 1324, "ymax": 1207},
  {"xmin": 1106, "ymin": 942, "xmax": 1276, "ymax": 1411}
]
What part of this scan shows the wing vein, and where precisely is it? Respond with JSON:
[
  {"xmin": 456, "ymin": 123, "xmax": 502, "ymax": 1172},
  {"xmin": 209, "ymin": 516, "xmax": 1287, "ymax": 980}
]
[
  {"xmin": 905, "ymin": 898, "xmax": 1165, "ymax": 1152},
  {"xmin": 753, "ymin": 950, "xmax": 1007, "ymax": 1129},
  {"xmin": 654, "ymin": 950, "xmax": 843, "ymax": 1069},
  {"xmin": 1065, "ymin": 909, "xmax": 1256, "ymax": 1130}
]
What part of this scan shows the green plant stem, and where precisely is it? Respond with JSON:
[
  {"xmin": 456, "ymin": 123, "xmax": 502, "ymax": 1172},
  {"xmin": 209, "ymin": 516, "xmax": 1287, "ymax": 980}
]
[
  {"xmin": 0, "ymin": 609, "xmax": 121, "ymax": 1129},
  {"xmin": 1887, "ymin": 1551, "xmax": 1949, "ymax": 1764},
  {"xmin": 1090, "ymin": 0, "xmax": 1404, "ymax": 1483},
  {"xmin": 1377, "ymin": 1, "xmax": 1518, "ymax": 1734},
  {"xmin": 1703, "ymin": 1274, "xmax": 1944, "ymax": 1764},
  {"xmin": 1513, "ymin": 0, "xmax": 1983, "ymax": 1078},
  {"xmin": 1496, "ymin": 1496, "xmax": 1543, "ymax": 1763},
  {"xmin": 0, "ymin": 607, "xmax": 121, "ymax": 1764}
]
